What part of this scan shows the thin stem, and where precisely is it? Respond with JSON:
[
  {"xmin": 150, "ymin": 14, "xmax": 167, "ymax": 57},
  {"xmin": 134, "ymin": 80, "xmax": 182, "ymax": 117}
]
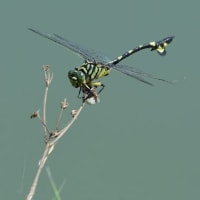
[
  {"xmin": 43, "ymin": 86, "xmax": 48, "ymax": 137},
  {"xmin": 37, "ymin": 112, "xmax": 51, "ymax": 134},
  {"xmin": 42, "ymin": 66, "xmax": 49, "ymax": 138},
  {"xmin": 55, "ymin": 109, "xmax": 64, "ymax": 131},
  {"xmin": 50, "ymin": 102, "xmax": 85, "ymax": 146},
  {"xmin": 55, "ymin": 98, "xmax": 69, "ymax": 130},
  {"xmin": 26, "ymin": 102, "xmax": 85, "ymax": 200},
  {"xmin": 26, "ymin": 143, "xmax": 51, "ymax": 200},
  {"xmin": 43, "ymin": 66, "xmax": 52, "ymax": 138},
  {"xmin": 26, "ymin": 66, "xmax": 85, "ymax": 200}
]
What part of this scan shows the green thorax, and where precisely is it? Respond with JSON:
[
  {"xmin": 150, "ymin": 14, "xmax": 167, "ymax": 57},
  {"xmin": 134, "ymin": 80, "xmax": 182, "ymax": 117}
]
[{"xmin": 68, "ymin": 62, "xmax": 111, "ymax": 88}]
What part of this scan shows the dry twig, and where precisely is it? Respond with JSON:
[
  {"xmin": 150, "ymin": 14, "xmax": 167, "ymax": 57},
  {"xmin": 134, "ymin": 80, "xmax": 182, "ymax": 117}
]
[{"xmin": 26, "ymin": 66, "xmax": 85, "ymax": 200}]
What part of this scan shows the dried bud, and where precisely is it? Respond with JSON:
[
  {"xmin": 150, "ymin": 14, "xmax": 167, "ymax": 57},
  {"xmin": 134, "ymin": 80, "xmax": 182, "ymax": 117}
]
[
  {"xmin": 42, "ymin": 65, "xmax": 50, "ymax": 71},
  {"xmin": 86, "ymin": 96, "xmax": 100, "ymax": 105},
  {"xmin": 30, "ymin": 111, "xmax": 39, "ymax": 119},
  {"xmin": 71, "ymin": 110, "xmax": 78, "ymax": 118},
  {"xmin": 61, "ymin": 98, "xmax": 69, "ymax": 109},
  {"xmin": 84, "ymin": 88, "xmax": 100, "ymax": 105}
]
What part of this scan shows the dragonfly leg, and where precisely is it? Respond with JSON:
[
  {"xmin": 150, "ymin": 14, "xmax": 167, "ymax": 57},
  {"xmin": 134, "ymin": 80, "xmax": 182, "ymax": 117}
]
[
  {"xmin": 90, "ymin": 81, "xmax": 105, "ymax": 95},
  {"xmin": 96, "ymin": 84, "xmax": 105, "ymax": 94},
  {"xmin": 77, "ymin": 88, "xmax": 82, "ymax": 99},
  {"xmin": 81, "ymin": 82, "xmax": 105, "ymax": 103}
]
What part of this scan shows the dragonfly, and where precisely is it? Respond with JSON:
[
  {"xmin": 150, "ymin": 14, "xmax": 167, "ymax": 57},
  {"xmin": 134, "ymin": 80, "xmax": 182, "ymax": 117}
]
[{"xmin": 29, "ymin": 28, "xmax": 174, "ymax": 104}]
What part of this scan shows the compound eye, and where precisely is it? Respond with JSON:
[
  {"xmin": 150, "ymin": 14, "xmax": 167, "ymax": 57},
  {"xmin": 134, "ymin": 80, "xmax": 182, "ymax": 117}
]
[
  {"xmin": 68, "ymin": 70, "xmax": 77, "ymax": 78},
  {"xmin": 78, "ymin": 71, "xmax": 85, "ymax": 78},
  {"xmin": 68, "ymin": 69, "xmax": 86, "ymax": 88}
]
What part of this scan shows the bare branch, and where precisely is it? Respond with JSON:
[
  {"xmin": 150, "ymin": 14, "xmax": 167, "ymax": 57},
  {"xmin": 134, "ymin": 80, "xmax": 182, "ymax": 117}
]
[
  {"xmin": 42, "ymin": 65, "xmax": 53, "ymax": 139},
  {"xmin": 26, "ymin": 143, "xmax": 51, "ymax": 200},
  {"xmin": 26, "ymin": 66, "xmax": 86, "ymax": 200},
  {"xmin": 50, "ymin": 102, "xmax": 85, "ymax": 146},
  {"xmin": 55, "ymin": 98, "xmax": 69, "ymax": 131}
]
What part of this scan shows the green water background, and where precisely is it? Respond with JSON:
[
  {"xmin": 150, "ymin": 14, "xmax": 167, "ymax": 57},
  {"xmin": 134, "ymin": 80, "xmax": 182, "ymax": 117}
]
[{"xmin": 0, "ymin": 1, "xmax": 199, "ymax": 199}]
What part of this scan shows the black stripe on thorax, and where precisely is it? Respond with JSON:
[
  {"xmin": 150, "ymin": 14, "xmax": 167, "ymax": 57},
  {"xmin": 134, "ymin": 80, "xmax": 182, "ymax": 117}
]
[{"xmin": 78, "ymin": 63, "xmax": 101, "ymax": 81}]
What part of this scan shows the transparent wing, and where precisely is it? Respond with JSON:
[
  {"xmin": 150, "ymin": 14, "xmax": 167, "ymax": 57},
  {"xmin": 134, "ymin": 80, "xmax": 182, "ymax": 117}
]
[
  {"xmin": 28, "ymin": 28, "xmax": 111, "ymax": 63},
  {"xmin": 53, "ymin": 34, "xmax": 112, "ymax": 63},
  {"xmin": 29, "ymin": 28, "xmax": 172, "ymax": 86},
  {"xmin": 110, "ymin": 64, "xmax": 172, "ymax": 86}
]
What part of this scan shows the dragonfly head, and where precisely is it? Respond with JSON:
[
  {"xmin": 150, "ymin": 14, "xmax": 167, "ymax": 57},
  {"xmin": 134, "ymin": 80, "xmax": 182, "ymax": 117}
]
[{"xmin": 68, "ymin": 69, "xmax": 86, "ymax": 88}]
